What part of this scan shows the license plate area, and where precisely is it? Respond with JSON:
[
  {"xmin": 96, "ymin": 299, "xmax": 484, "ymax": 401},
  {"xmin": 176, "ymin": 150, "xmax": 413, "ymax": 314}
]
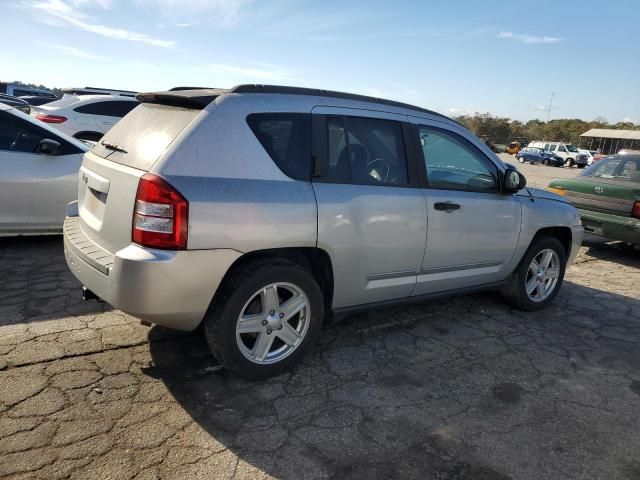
[{"xmin": 582, "ymin": 219, "xmax": 604, "ymax": 235}]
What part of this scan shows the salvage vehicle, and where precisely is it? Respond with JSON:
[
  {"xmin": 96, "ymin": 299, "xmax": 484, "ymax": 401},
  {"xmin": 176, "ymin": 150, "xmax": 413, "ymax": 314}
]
[
  {"xmin": 63, "ymin": 85, "xmax": 584, "ymax": 379},
  {"xmin": 0, "ymin": 103, "xmax": 88, "ymax": 235},
  {"xmin": 548, "ymin": 154, "xmax": 640, "ymax": 246}
]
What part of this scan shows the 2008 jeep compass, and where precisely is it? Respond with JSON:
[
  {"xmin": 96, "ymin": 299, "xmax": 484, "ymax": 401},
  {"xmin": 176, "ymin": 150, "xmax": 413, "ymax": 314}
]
[{"xmin": 63, "ymin": 85, "xmax": 583, "ymax": 379}]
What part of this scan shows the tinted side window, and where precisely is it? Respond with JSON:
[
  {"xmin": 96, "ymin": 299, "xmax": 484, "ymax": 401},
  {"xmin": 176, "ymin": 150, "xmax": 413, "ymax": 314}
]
[
  {"xmin": 247, "ymin": 113, "xmax": 311, "ymax": 180},
  {"xmin": 418, "ymin": 126, "xmax": 497, "ymax": 192},
  {"xmin": 74, "ymin": 101, "xmax": 138, "ymax": 117},
  {"xmin": 0, "ymin": 110, "xmax": 49, "ymax": 153},
  {"xmin": 0, "ymin": 111, "xmax": 80, "ymax": 155},
  {"xmin": 322, "ymin": 116, "xmax": 408, "ymax": 186}
]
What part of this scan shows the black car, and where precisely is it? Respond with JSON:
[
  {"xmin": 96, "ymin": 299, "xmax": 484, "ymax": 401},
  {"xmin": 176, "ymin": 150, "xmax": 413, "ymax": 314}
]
[
  {"xmin": 18, "ymin": 95, "xmax": 58, "ymax": 106},
  {"xmin": 0, "ymin": 94, "xmax": 30, "ymax": 114}
]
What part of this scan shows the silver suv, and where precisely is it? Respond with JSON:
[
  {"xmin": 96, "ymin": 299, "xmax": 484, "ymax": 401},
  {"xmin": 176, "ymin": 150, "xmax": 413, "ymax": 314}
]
[{"xmin": 63, "ymin": 85, "xmax": 584, "ymax": 379}]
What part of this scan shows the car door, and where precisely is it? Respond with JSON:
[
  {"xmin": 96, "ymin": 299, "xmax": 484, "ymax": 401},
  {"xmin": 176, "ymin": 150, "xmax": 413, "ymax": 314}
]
[
  {"xmin": 311, "ymin": 107, "xmax": 427, "ymax": 308},
  {"xmin": 0, "ymin": 110, "xmax": 83, "ymax": 233},
  {"xmin": 409, "ymin": 118, "xmax": 522, "ymax": 295}
]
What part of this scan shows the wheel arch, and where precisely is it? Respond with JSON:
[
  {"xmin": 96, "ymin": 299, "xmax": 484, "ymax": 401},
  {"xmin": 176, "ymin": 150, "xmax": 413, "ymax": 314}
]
[
  {"xmin": 214, "ymin": 247, "xmax": 335, "ymax": 315},
  {"xmin": 532, "ymin": 226, "xmax": 572, "ymax": 257}
]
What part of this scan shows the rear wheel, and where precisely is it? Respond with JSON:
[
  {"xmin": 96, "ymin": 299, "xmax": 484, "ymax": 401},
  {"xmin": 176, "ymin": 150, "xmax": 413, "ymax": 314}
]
[
  {"xmin": 203, "ymin": 259, "xmax": 324, "ymax": 379},
  {"xmin": 502, "ymin": 235, "xmax": 567, "ymax": 311}
]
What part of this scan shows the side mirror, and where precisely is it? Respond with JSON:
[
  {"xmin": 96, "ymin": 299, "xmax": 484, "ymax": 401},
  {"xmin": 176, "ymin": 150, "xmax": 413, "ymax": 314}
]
[
  {"xmin": 502, "ymin": 168, "xmax": 526, "ymax": 192},
  {"xmin": 37, "ymin": 138, "xmax": 61, "ymax": 155}
]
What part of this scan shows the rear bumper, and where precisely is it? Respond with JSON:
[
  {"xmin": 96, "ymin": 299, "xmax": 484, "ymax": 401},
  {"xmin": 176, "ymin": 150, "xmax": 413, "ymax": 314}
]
[
  {"xmin": 63, "ymin": 215, "xmax": 242, "ymax": 331},
  {"xmin": 579, "ymin": 209, "xmax": 640, "ymax": 244}
]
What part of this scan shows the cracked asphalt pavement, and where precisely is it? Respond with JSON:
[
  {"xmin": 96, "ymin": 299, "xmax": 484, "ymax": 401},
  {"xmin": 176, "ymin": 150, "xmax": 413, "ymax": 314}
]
[{"xmin": 1, "ymin": 165, "xmax": 639, "ymax": 480}]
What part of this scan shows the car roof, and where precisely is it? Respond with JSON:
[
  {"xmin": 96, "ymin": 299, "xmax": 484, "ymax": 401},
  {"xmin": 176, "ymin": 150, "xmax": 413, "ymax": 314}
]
[{"xmin": 136, "ymin": 84, "xmax": 456, "ymax": 123}]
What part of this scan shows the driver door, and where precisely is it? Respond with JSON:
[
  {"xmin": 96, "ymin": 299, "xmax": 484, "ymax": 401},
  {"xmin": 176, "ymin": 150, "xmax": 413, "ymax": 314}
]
[
  {"xmin": 410, "ymin": 118, "xmax": 522, "ymax": 295},
  {"xmin": 0, "ymin": 110, "xmax": 82, "ymax": 233}
]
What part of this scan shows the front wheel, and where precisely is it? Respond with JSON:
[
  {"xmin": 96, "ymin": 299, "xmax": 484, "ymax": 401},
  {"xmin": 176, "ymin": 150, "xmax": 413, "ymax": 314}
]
[
  {"xmin": 203, "ymin": 259, "xmax": 324, "ymax": 379},
  {"xmin": 566, "ymin": 158, "xmax": 575, "ymax": 167},
  {"xmin": 543, "ymin": 159, "xmax": 550, "ymax": 166},
  {"xmin": 518, "ymin": 156, "xmax": 525, "ymax": 163},
  {"xmin": 501, "ymin": 235, "xmax": 567, "ymax": 311}
]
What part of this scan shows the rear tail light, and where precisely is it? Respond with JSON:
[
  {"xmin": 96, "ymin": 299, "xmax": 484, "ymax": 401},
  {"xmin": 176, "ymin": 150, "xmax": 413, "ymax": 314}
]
[
  {"xmin": 632, "ymin": 201, "xmax": 640, "ymax": 220},
  {"xmin": 35, "ymin": 114, "xmax": 67, "ymax": 123},
  {"xmin": 132, "ymin": 173, "xmax": 188, "ymax": 249}
]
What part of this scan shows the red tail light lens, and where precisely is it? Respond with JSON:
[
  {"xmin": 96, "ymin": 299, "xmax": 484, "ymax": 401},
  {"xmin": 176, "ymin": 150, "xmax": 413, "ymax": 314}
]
[
  {"xmin": 132, "ymin": 173, "xmax": 188, "ymax": 249},
  {"xmin": 35, "ymin": 114, "xmax": 67, "ymax": 123},
  {"xmin": 632, "ymin": 201, "xmax": 640, "ymax": 220}
]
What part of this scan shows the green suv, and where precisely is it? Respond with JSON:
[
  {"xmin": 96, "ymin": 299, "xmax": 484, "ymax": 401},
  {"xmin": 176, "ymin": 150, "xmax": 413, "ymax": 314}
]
[{"xmin": 548, "ymin": 154, "xmax": 640, "ymax": 245}]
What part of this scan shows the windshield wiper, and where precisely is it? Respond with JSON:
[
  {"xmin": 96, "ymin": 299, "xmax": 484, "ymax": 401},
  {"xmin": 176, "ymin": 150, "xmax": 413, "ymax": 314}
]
[{"xmin": 101, "ymin": 141, "xmax": 127, "ymax": 154}]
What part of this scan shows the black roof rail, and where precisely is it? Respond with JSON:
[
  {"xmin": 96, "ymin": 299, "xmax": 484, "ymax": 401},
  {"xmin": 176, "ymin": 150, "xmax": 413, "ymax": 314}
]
[
  {"xmin": 136, "ymin": 84, "xmax": 456, "ymax": 123},
  {"xmin": 229, "ymin": 84, "xmax": 453, "ymax": 122}
]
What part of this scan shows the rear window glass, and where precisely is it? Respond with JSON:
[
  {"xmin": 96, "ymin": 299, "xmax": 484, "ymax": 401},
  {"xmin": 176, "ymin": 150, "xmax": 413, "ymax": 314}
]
[
  {"xmin": 74, "ymin": 100, "xmax": 138, "ymax": 117},
  {"xmin": 41, "ymin": 95, "xmax": 81, "ymax": 109},
  {"xmin": 91, "ymin": 103, "xmax": 199, "ymax": 171},
  {"xmin": 246, "ymin": 113, "xmax": 311, "ymax": 180}
]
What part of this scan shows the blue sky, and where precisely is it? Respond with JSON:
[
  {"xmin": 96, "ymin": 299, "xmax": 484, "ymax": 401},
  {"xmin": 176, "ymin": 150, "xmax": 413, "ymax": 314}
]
[{"xmin": 2, "ymin": 0, "xmax": 639, "ymax": 122}]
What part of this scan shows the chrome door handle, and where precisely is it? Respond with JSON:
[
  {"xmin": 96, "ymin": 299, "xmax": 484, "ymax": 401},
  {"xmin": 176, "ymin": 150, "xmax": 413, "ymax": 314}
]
[{"xmin": 434, "ymin": 202, "xmax": 460, "ymax": 212}]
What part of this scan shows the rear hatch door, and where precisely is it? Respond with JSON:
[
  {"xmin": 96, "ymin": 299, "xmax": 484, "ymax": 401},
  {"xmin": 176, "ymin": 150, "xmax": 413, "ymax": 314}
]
[{"xmin": 77, "ymin": 103, "xmax": 201, "ymax": 253}]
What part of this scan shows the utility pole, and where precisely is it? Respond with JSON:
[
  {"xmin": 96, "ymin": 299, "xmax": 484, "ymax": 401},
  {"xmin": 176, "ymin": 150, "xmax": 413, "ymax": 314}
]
[{"xmin": 544, "ymin": 91, "xmax": 555, "ymax": 140}]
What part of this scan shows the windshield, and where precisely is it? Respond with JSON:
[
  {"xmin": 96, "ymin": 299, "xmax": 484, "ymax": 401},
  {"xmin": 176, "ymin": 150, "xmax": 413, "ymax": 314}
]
[
  {"xmin": 580, "ymin": 156, "xmax": 623, "ymax": 178},
  {"xmin": 566, "ymin": 144, "xmax": 579, "ymax": 153}
]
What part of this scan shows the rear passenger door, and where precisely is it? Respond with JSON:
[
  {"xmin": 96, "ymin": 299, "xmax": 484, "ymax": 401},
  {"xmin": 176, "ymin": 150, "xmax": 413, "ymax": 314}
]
[
  {"xmin": 311, "ymin": 107, "xmax": 427, "ymax": 309},
  {"xmin": 410, "ymin": 118, "xmax": 521, "ymax": 295}
]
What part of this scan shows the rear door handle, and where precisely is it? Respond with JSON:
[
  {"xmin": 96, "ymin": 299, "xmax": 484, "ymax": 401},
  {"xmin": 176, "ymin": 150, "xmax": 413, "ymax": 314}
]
[{"xmin": 434, "ymin": 201, "xmax": 460, "ymax": 212}]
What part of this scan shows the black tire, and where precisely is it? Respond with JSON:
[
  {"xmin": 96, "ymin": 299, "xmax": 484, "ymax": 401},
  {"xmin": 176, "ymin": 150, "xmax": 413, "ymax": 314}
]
[
  {"xmin": 501, "ymin": 235, "xmax": 567, "ymax": 311},
  {"xmin": 203, "ymin": 258, "xmax": 324, "ymax": 380},
  {"xmin": 566, "ymin": 158, "xmax": 574, "ymax": 167},
  {"xmin": 578, "ymin": 164, "xmax": 586, "ymax": 169},
  {"xmin": 543, "ymin": 159, "xmax": 550, "ymax": 166}
]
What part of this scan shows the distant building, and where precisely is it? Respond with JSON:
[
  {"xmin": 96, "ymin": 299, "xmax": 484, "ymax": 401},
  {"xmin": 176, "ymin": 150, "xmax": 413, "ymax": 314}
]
[{"xmin": 579, "ymin": 129, "xmax": 640, "ymax": 154}]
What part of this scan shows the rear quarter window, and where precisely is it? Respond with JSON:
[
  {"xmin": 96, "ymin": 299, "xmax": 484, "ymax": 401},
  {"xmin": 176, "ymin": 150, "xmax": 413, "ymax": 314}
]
[
  {"xmin": 246, "ymin": 113, "xmax": 311, "ymax": 180},
  {"xmin": 74, "ymin": 100, "xmax": 138, "ymax": 117}
]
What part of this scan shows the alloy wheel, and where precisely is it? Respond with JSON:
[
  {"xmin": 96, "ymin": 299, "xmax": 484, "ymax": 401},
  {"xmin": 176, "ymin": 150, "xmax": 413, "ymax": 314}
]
[
  {"xmin": 235, "ymin": 282, "xmax": 310, "ymax": 364},
  {"xmin": 525, "ymin": 249, "xmax": 560, "ymax": 302}
]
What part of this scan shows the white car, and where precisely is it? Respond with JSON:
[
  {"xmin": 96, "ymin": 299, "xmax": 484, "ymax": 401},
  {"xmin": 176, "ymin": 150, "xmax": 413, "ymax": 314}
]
[
  {"xmin": 578, "ymin": 149, "xmax": 598, "ymax": 165},
  {"xmin": 0, "ymin": 103, "xmax": 88, "ymax": 236},
  {"xmin": 30, "ymin": 94, "xmax": 139, "ymax": 142}
]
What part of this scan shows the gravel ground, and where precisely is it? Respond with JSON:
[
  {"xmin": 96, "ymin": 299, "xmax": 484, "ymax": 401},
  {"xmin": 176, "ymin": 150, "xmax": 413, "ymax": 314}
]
[{"xmin": 1, "ymin": 165, "xmax": 639, "ymax": 479}]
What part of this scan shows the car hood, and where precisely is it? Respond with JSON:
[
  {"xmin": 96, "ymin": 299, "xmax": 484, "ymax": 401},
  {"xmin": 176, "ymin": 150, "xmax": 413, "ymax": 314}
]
[{"xmin": 517, "ymin": 187, "xmax": 572, "ymax": 204}]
